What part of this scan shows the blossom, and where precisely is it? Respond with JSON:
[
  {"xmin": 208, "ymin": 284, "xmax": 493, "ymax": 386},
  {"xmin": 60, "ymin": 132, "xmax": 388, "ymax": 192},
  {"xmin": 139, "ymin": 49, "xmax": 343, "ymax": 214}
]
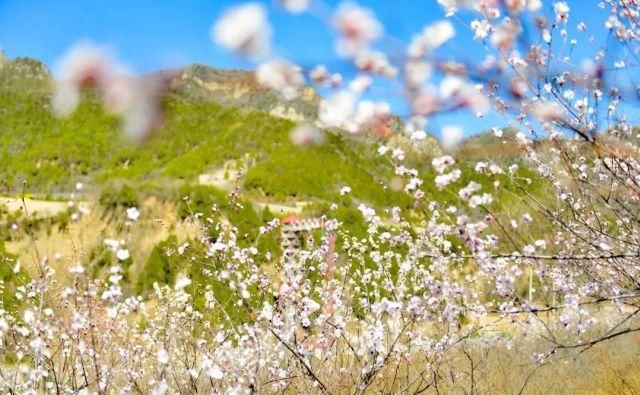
[
  {"xmin": 408, "ymin": 21, "xmax": 455, "ymax": 58},
  {"xmin": 351, "ymin": 100, "xmax": 391, "ymax": 133},
  {"xmin": 471, "ymin": 19, "xmax": 492, "ymax": 41},
  {"xmin": 290, "ymin": 123, "xmax": 325, "ymax": 147},
  {"xmin": 526, "ymin": 0, "xmax": 542, "ymax": 11},
  {"xmin": 280, "ymin": 0, "xmax": 311, "ymax": 13},
  {"xmin": 439, "ymin": 76, "xmax": 490, "ymax": 113},
  {"xmin": 437, "ymin": 0, "xmax": 466, "ymax": 16},
  {"xmin": 405, "ymin": 61, "xmax": 432, "ymax": 87},
  {"xmin": 157, "ymin": 349, "xmax": 169, "ymax": 365},
  {"xmin": 354, "ymin": 50, "xmax": 396, "ymax": 77},
  {"xmin": 391, "ymin": 148, "xmax": 405, "ymax": 161},
  {"xmin": 52, "ymin": 42, "xmax": 166, "ymax": 141},
  {"xmin": 490, "ymin": 18, "xmax": 521, "ymax": 49},
  {"xmin": 53, "ymin": 42, "xmax": 117, "ymax": 89},
  {"xmin": 434, "ymin": 170, "xmax": 457, "ymax": 187},
  {"xmin": 530, "ymin": 101, "xmax": 564, "ymax": 122},
  {"xmin": 69, "ymin": 263, "xmax": 85, "ymax": 275},
  {"xmin": 348, "ymin": 74, "xmax": 373, "ymax": 93},
  {"xmin": 207, "ymin": 365, "xmax": 224, "ymax": 380},
  {"xmin": 459, "ymin": 181, "xmax": 482, "ymax": 200},
  {"xmin": 331, "ymin": 2, "xmax": 382, "ymax": 57},
  {"xmin": 104, "ymin": 238, "xmax": 120, "ymax": 250},
  {"xmin": 371, "ymin": 297, "xmax": 402, "ymax": 316},
  {"xmin": 357, "ymin": 203, "xmax": 376, "ymax": 222},
  {"xmin": 309, "ymin": 65, "xmax": 329, "ymax": 86},
  {"xmin": 119, "ymin": 76, "xmax": 167, "ymax": 142},
  {"xmin": 378, "ymin": 145, "xmax": 389, "ymax": 155},
  {"xmin": 411, "ymin": 130, "xmax": 428, "ymax": 140},
  {"xmin": 410, "ymin": 87, "xmax": 438, "ymax": 115},
  {"xmin": 432, "ymin": 155, "xmax": 456, "ymax": 173},
  {"xmin": 116, "ymin": 249, "xmax": 130, "ymax": 261},
  {"xmin": 440, "ymin": 77, "xmax": 466, "ymax": 101},
  {"xmin": 554, "ymin": 2, "xmax": 570, "ymax": 24},
  {"xmin": 175, "ymin": 276, "xmax": 192, "ymax": 290},
  {"xmin": 255, "ymin": 60, "xmax": 304, "ymax": 100},
  {"xmin": 52, "ymin": 41, "xmax": 125, "ymax": 117},
  {"xmin": 126, "ymin": 206, "xmax": 140, "ymax": 221},
  {"xmin": 469, "ymin": 193, "xmax": 493, "ymax": 208},
  {"xmin": 405, "ymin": 176, "xmax": 423, "ymax": 191},
  {"xmin": 489, "ymin": 164, "xmax": 503, "ymax": 174},
  {"xmin": 318, "ymin": 90, "xmax": 356, "ymax": 128},
  {"xmin": 441, "ymin": 125, "xmax": 463, "ymax": 150},
  {"xmin": 475, "ymin": 162, "xmax": 488, "ymax": 173},
  {"xmin": 212, "ymin": 3, "xmax": 272, "ymax": 58}
]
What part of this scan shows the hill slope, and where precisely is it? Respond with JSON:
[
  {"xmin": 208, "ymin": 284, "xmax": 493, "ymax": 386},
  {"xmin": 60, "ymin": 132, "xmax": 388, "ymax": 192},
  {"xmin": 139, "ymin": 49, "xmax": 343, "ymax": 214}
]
[{"xmin": 0, "ymin": 55, "xmax": 437, "ymax": 210}]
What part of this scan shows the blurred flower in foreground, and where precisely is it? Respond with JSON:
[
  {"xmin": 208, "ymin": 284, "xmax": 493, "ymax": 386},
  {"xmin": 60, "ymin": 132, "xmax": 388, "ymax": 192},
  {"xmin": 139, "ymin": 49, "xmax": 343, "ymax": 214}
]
[
  {"xmin": 52, "ymin": 42, "xmax": 171, "ymax": 142},
  {"xmin": 554, "ymin": 1, "xmax": 570, "ymax": 24},
  {"xmin": 212, "ymin": 3, "xmax": 272, "ymax": 59},
  {"xmin": 355, "ymin": 50, "xmax": 397, "ymax": 78},
  {"xmin": 319, "ymin": 90, "xmax": 357, "ymax": 128},
  {"xmin": 437, "ymin": 0, "xmax": 487, "ymax": 16},
  {"xmin": 410, "ymin": 86, "xmax": 438, "ymax": 116},
  {"xmin": 331, "ymin": 2, "xmax": 382, "ymax": 57},
  {"xmin": 408, "ymin": 20, "xmax": 455, "ymax": 58},
  {"xmin": 309, "ymin": 65, "xmax": 343, "ymax": 88},
  {"xmin": 441, "ymin": 125, "xmax": 463, "ymax": 150},
  {"xmin": 120, "ymin": 76, "xmax": 168, "ymax": 142},
  {"xmin": 318, "ymin": 88, "xmax": 391, "ymax": 134},
  {"xmin": 290, "ymin": 123, "xmax": 325, "ymax": 147},
  {"xmin": 530, "ymin": 101, "xmax": 565, "ymax": 122},
  {"xmin": 280, "ymin": 0, "xmax": 311, "ymax": 13},
  {"xmin": 255, "ymin": 60, "xmax": 304, "ymax": 100},
  {"xmin": 52, "ymin": 42, "xmax": 124, "ymax": 117},
  {"xmin": 410, "ymin": 129, "xmax": 428, "ymax": 140}
]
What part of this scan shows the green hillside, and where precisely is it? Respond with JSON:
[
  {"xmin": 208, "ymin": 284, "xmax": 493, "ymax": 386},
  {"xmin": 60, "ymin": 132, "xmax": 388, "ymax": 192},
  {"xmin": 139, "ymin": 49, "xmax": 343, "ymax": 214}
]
[
  {"xmin": 0, "ymin": 56, "xmax": 421, "ymax": 211},
  {"xmin": 0, "ymin": 53, "xmax": 554, "ymax": 310},
  {"xmin": 0, "ymin": 54, "xmax": 547, "ymax": 228}
]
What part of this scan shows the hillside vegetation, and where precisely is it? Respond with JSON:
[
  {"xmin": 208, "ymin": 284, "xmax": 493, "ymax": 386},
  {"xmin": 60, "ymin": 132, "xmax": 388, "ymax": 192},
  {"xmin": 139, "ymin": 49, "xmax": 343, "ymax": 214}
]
[{"xmin": 0, "ymin": 56, "xmax": 426, "ymax": 213}]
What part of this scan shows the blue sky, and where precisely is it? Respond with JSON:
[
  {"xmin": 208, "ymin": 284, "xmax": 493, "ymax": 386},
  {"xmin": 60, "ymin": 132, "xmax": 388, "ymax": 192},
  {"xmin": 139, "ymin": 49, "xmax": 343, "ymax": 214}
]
[
  {"xmin": 0, "ymin": 0, "xmax": 457, "ymax": 71},
  {"xmin": 0, "ymin": 0, "xmax": 613, "ymax": 136}
]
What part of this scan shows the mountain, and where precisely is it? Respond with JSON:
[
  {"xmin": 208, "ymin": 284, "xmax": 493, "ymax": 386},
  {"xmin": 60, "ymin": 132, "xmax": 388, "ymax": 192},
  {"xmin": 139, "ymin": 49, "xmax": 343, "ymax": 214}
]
[
  {"xmin": 169, "ymin": 63, "xmax": 320, "ymax": 122},
  {"xmin": 0, "ymin": 53, "xmax": 549, "ymax": 297},
  {"xmin": 0, "ymin": 55, "xmax": 51, "ymax": 92},
  {"xmin": 0, "ymin": 54, "xmax": 442, "ymax": 212}
]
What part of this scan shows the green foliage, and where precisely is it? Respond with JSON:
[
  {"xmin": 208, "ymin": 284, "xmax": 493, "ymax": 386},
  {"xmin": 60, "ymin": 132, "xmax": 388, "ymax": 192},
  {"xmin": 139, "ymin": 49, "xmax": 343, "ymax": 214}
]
[
  {"xmin": 177, "ymin": 184, "xmax": 278, "ymax": 253},
  {"xmin": 99, "ymin": 183, "xmax": 140, "ymax": 209},
  {"xmin": 136, "ymin": 236, "xmax": 181, "ymax": 295},
  {"xmin": 89, "ymin": 245, "xmax": 114, "ymax": 279},
  {"xmin": 244, "ymin": 131, "xmax": 412, "ymax": 208},
  {"xmin": 135, "ymin": 235, "xmax": 253, "ymax": 323},
  {"xmin": 0, "ymin": 242, "xmax": 30, "ymax": 310},
  {"xmin": 0, "ymin": 64, "xmax": 418, "ymax": 215}
]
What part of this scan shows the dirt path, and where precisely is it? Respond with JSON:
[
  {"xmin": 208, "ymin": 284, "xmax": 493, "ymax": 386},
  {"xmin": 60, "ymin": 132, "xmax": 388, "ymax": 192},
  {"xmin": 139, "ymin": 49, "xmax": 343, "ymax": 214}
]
[{"xmin": 0, "ymin": 196, "xmax": 71, "ymax": 217}]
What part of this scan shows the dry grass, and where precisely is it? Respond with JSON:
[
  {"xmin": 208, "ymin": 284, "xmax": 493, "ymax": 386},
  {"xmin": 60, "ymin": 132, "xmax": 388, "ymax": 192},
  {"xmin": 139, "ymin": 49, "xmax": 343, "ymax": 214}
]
[
  {"xmin": 3, "ymin": 196, "xmax": 639, "ymax": 394},
  {"xmin": 306, "ymin": 332, "xmax": 640, "ymax": 394},
  {"xmin": 4, "ymin": 195, "xmax": 197, "ymax": 280}
]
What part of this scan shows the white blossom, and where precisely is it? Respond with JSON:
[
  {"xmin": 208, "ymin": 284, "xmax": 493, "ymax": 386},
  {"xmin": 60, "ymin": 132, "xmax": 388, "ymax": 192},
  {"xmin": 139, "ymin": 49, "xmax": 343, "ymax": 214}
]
[{"xmin": 212, "ymin": 3, "xmax": 272, "ymax": 58}]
